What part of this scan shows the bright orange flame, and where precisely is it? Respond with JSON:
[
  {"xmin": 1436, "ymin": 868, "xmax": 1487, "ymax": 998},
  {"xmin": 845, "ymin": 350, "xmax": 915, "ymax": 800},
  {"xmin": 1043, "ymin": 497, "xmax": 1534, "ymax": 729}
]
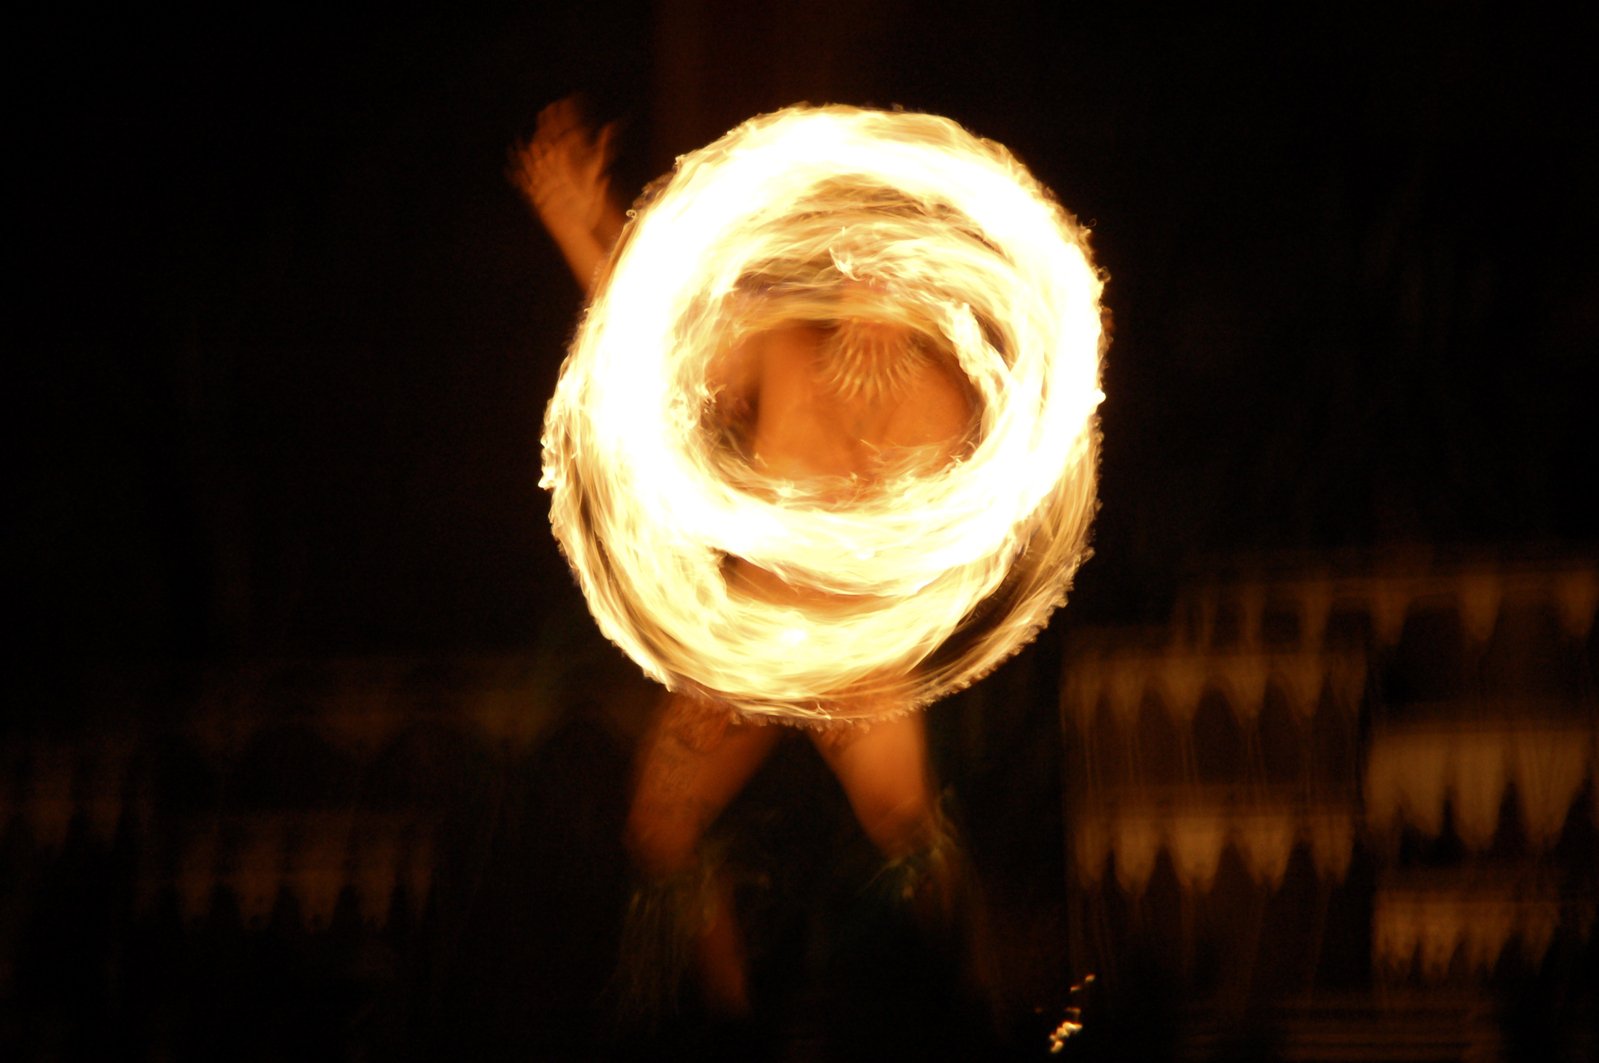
[{"xmin": 541, "ymin": 105, "xmax": 1105, "ymax": 724}]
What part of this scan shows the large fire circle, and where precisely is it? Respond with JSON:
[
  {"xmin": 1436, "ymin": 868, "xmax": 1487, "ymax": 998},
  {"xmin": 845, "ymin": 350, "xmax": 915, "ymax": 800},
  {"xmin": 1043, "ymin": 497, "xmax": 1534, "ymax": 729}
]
[{"xmin": 541, "ymin": 105, "xmax": 1105, "ymax": 724}]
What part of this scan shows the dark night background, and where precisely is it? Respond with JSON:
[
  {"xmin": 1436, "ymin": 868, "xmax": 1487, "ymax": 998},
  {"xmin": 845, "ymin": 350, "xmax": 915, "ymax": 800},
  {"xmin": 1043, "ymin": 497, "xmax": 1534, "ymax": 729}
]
[
  {"xmin": 16, "ymin": 1, "xmax": 1595, "ymax": 662},
  {"xmin": 7, "ymin": 2, "xmax": 1597, "ymax": 1060}
]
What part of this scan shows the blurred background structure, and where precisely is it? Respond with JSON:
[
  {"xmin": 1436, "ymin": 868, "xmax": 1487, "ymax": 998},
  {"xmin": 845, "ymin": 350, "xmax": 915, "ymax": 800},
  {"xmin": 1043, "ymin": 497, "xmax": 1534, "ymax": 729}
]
[
  {"xmin": 6, "ymin": 3, "xmax": 1595, "ymax": 1059},
  {"xmin": 1061, "ymin": 552, "xmax": 1596, "ymax": 1060}
]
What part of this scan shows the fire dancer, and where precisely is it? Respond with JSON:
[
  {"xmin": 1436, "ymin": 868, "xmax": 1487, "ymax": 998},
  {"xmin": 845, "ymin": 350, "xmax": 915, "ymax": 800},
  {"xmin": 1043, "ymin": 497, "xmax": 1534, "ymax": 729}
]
[{"xmin": 512, "ymin": 98, "xmax": 976, "ymax": 1018}]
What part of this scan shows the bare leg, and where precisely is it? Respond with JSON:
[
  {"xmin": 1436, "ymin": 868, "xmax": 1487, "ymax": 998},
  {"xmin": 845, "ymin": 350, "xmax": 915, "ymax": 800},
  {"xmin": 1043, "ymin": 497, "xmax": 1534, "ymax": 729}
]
[
  {"xmin": 812, "ymin": 711, "xmax": 975, "ymax": 940},
  {"xmin": 811, "ymin": 708, "xmax": 1002, "ymax": 1038},
  {"xmin": 625, "ymin": 692, "xmax": 781, "ymax": 1015},
  {"xmin": 810, "ymin": 712, "xmax": 938, "ymax": 859}
]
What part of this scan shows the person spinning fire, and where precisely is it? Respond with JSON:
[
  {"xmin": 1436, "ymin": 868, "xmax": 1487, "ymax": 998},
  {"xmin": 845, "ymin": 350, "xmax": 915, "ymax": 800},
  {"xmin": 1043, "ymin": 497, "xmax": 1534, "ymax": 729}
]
[{"xmin": 512, "ymin": 98, "xmax": 981, "ymax": 1021}]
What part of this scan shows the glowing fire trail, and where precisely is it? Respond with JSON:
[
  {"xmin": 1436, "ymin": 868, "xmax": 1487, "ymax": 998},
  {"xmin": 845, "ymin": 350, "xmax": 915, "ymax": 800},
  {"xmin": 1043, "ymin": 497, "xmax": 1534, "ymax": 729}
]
[{"xmin": 541, "ymin": 105, "xmax": 1105, "ymax": 724}]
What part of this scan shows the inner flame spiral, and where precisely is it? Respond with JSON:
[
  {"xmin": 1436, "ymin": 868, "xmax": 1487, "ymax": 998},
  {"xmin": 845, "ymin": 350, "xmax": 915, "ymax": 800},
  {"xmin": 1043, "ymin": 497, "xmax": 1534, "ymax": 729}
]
[{"xmin": 541, "ymin": 105, "xmax": 1105, "ymax": 724}]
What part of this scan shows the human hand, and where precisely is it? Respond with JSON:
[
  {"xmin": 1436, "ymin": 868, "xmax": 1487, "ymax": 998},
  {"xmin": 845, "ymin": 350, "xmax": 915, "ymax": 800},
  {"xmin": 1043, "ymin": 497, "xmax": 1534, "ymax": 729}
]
[{"xmin": 510, "ymin": 96, "xmax": 620, "ymax": 242}]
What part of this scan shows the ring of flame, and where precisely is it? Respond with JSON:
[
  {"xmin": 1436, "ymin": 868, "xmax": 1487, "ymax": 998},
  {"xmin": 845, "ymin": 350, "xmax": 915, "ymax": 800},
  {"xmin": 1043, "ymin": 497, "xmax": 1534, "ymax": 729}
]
[{"xmin": 541, "ymin": 106, "xmax": 1104, "ymax": 725}]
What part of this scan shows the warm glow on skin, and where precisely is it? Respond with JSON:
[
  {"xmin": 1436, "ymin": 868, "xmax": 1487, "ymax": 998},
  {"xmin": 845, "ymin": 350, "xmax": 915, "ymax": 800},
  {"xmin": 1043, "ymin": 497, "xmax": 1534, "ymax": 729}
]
[{"xmin": 541, "ymin": 105, "xmax": 1105, "ymax": 723}]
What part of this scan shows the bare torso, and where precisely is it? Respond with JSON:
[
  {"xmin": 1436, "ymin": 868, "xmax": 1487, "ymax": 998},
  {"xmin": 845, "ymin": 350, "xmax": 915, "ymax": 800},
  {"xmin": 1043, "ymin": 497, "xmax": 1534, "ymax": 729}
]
[
  {"xmin": 749, "ymin": 324, "xmax": 973, "ymax": 482},
  {"xmin": 721, "ymin": 322, "xmax": 974, "ymax": 609}
]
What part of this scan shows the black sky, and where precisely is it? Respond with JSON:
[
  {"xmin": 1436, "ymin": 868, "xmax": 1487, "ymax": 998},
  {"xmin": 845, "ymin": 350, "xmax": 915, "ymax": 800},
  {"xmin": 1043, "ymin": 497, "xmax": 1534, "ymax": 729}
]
[{"xmin": 13, "ymin": 3, "xmax": 1597, "ymax": 665}]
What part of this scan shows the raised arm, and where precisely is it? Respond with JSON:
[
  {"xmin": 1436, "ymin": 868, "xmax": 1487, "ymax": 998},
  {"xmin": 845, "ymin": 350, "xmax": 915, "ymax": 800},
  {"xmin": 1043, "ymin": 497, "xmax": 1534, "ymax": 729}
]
[{"xmin": 510, "ymin": 97, "xmax": 627, "ymax": 296}]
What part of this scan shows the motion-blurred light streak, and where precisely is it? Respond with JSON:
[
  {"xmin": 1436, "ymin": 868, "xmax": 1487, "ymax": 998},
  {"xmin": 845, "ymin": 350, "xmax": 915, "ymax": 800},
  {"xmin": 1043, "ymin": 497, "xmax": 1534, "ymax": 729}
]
[{"xmin": 541, "ymin": 106, "xmax": 1104, "ymax": 723}]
